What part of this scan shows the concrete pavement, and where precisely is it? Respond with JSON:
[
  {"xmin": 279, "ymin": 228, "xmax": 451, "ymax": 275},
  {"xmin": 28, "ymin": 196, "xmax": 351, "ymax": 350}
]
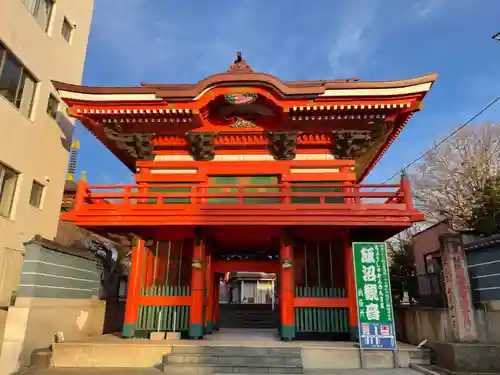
[{"xmin": 25, "ymin": 368, "xmax": 428, "ymax": 375}]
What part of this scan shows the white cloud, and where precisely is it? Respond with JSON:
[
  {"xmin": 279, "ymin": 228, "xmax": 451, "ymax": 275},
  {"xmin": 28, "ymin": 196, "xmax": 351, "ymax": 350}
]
[
  {"xmin": 87, "ymin": 0, "xmax": 477, "ymax": 85},
  {"xmin": 89, "ymin": 0, "xmax": 177, "ymax": 80},
  {"xmin": 327, "ymin": 1, "xmax": 380, "ymax": 77},
  {"xmin": 324, "ymin": 0, "xmax": 457, "ymax": 77},
  {"xmin": 412, "ymin": 0, "xmax": 443, "ymax": 17}
]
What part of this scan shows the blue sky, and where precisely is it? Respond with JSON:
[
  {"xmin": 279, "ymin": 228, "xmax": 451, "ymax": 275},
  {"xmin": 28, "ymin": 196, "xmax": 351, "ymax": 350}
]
[{"xmin": 75, "ymin": 0, "xmax": 500, "ymax": 186}]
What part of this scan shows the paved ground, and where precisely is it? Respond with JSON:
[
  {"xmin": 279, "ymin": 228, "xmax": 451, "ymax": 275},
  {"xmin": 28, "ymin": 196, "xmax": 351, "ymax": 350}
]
[{"xmin": 25, "ymin": 368, "xmax": 426, "ymax": 375}]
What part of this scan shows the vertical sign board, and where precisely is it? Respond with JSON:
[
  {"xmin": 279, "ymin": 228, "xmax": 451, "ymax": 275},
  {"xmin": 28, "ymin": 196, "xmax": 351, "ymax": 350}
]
[
  {"xmin": 352, "ymin": 242, "xmax": 396, "ymax": 350},
  {"xmin": 440, "ymin": 234, "xmax": 477, "ymax": 341}
]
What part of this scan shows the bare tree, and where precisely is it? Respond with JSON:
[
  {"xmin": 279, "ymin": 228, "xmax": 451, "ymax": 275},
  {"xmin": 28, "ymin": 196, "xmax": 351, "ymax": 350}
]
[
  {"xmin": 411, "ymin": 123, "xmax": 500, "ymax": 229},
  {"xmin": 387, "ymin": 224, "xmax": 424, "ymax": 267}
]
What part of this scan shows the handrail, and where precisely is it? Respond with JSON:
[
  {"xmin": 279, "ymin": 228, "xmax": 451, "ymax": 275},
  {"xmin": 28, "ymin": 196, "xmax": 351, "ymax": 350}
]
[
  {"xmin": 85, "ymin": 183, "xmax": 402, "ymax": 190},
  {"xmin": 77, "ymin": 182, "xmax": 408, "ymax": 209}
]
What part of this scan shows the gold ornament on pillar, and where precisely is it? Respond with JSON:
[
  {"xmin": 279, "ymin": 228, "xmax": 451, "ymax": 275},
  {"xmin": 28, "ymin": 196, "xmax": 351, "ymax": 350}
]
[
  {"xmin": 281, "ymin": 259, "xmax": 293, "ymax": 269},
  {"xmin": 192, "ymin": 258, "xmax": 203, "ymax": 269}
]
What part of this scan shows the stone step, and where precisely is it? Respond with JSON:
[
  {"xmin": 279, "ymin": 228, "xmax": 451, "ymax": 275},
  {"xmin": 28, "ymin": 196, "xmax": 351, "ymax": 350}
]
[
  {"xmin": 220, "ymin": 323, "xmax": 278, "ymax": 328},
  {"xmin": 220, "ymin": 318, "xmax": 278, "ymax": 323},
  {"xmin": 163, "ymin": 345, "xmax": 304, "ymax": 373},
  {"xmin": 219, "ymin": 317, "xmax": 278, "ymax": 322},
  {"xmin": 165, "ymin": 353, "xmax": 302, "ymax": 366},
  {"xmin": 162, "ymin": 363, "xmax": 304, "ymax": 374},
  {"xmin": 219, "ymin": 316, "xmax": 278, "ymax": 320},
  {"xmin": 219, "ymin": 304, "xmax": 275, "ymax": 311},
  {"xmin": 409, "ymin": 349, "xmax": 431, "ymax": 365},
  {"xmin": 169, "ymin": 345, "xmax": 302, "ymax": 356},
  {"xmin": 220, "ymin": 312, "xmax": 276, "ymax": 314},
  {"xmin": 219, "ymin": 314, "xmax": 278, "ymax": 319},
  {"xmin": 219, "ymin": 319, "xmax": 278, "ymax": 323},
  {"xmin": 218, "ymin": 313, "xmax": 279, "ymax": 329}
]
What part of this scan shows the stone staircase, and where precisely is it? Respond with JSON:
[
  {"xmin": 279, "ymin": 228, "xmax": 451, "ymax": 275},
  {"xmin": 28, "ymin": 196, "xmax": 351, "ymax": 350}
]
[
  {"xmin": 162, "ymin": 345, "xmax": 304, "ymax": 374},
  {"xmin": 218, "ymin": 304, "xmax": 279, "ymax": 329}
]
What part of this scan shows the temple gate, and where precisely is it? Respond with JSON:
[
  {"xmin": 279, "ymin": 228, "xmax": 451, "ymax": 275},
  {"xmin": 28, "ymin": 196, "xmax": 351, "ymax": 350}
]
[{"xmin": 55, "ymin": 53, "xmax": 437, "ymax": 341}]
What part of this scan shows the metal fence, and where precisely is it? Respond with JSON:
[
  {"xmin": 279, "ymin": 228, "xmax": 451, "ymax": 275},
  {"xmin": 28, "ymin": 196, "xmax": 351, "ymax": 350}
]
[
  {"xmin": 392, "ymin": 273, "xmax": 447, "ymax": 308},
  {"xmin": 467, "ymin": 240, "xmax": 500, "ymax": 302},
  {"xmin": 416, "ymin": 273, "xmax": 447, "ymax": 308}
]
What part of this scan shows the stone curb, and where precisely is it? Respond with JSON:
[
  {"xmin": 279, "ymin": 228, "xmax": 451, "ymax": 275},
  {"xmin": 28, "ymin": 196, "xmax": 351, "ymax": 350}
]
[
  {"xmin": 412, "ymin": 363, "xmax": 500, "ymax": 375},
  {"xmin": 410, "ymin": 364, "xmax": 444, "ymax": 375}
]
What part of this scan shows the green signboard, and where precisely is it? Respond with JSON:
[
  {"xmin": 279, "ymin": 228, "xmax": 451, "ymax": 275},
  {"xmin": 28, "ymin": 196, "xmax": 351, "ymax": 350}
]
[{"xmin": 352, "ymin": 242, "xmax": 396, "ymax": 350}]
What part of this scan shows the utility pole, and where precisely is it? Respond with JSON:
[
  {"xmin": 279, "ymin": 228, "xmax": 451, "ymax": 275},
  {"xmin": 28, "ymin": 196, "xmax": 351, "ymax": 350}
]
[{"xmin": 493, "ymin": 32, "xmax": 500, "ymax": 41}]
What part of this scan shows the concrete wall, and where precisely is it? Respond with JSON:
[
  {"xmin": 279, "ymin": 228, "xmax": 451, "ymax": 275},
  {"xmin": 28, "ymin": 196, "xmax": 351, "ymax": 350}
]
[
  {"xmin": 0, "ymin": 0, "xmax": 94, "ymax": 310},
  {"xmin": 395, "ymin": 306, "xmax": 500, "ymax": 346},
  {"xmin": 0, "ymin": 242, "xmax": 105, "ymax": 374},
  {"xmin": 0, "ymin": 297, "xmax": 105, "ymax": 374},
  {"xmin": 412, "ymin": 220, "xmax": 450, "ymax": 275}
]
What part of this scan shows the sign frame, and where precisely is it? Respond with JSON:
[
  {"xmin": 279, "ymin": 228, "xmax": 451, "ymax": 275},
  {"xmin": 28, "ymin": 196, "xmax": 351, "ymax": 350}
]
[{"xmin": 352, "ymin": 242, "xmax": 397, "ymax": 352}]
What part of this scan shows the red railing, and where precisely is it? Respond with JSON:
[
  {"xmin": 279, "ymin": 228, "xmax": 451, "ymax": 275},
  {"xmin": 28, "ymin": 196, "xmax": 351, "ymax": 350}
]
[
  {"xmin": 68, "ymin": 178, "xmax": 420, "ymax": 226},
  {"xmin": 75, "ymin": 182, "xmax": 412, "ymax": 208}
]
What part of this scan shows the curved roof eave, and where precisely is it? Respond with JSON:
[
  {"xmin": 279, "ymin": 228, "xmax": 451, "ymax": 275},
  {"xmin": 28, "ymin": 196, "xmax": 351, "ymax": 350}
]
[{"xmin": 52, "ymin": 72, "xmax": 438, "ymax": 102}]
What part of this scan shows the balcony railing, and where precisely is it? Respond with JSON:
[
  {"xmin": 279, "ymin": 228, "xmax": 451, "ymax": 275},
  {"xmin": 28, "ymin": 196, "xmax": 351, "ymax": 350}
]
[
  {"xmin": 66, "ymin": 178, "xmax": 421, "ymax": 227},
  {"xmin": 75, "ymin": 182, "xmax": 413, "ymax": 205}
]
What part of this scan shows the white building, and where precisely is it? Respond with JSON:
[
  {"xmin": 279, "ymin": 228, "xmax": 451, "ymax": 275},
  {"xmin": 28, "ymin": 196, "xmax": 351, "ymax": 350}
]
[{"xmin": 0, "ymin": 0, "xmax": 94, "ymax": 354}]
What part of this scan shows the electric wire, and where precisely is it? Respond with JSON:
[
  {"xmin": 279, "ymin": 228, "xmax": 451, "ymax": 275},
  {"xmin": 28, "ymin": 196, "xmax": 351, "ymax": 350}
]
[{"xmin": 373, "ymin": 95, "xmax": 500, "ymax": 188}]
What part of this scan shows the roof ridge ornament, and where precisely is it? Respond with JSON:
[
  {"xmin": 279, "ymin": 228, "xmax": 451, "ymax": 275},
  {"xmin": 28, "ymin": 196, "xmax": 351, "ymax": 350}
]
[{"xmin": 227, "ymin": 52, "xmax": 254, "ymax": 74}]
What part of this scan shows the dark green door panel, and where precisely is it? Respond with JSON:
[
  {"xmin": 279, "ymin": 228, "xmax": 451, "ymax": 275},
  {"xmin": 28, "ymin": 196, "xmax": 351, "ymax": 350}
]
[
  {"xmin": 291, "ymin": 181, "xmax": 343, "ymax": 204},
  {"xmin": 148, "ymin": 184, "xmax": 192, "ymax": 204},
  {"xmin": 208, "ymin": 175, "xmax": 280, "ymax": 204}
]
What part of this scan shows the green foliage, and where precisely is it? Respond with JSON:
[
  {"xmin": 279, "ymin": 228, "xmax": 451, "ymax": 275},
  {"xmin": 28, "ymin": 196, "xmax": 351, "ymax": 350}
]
[
  {"xmin": 389, "ymin": 240, "xmax": 415, "ymax": 277},
  {"xmin": 468, "ymin": 174, "xmax": 500, "ymax": 235},
  {"xmin": 388, "ymin": 237, "xmax": 417, "ymax": 306}
]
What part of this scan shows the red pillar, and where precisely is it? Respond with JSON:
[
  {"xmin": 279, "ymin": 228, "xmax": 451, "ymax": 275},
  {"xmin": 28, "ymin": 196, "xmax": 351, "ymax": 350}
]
[
  {"xmin": 205, "ymin": 251, "xmax": 214, "ymax": 333},
  {"xmin": 157, "ymin": 244, "xmax": 166, "ymax": 286},
  {"xmin": 122, "ymin": 238, "xmax": 145, "ymax": 338},
  {"xmin": 145, "ymin": 247, "xmax": 154, "ymax": 288},
  {"xmin": 344, "ymin": 233, "xmax": 358, "ymax": 341},
  {"xmin": 189, "ymin": 231, "xmax": 205, "ymax": 339},
  {"xmin": 400, "ymin": 173, "xmax": 414, "ymax": 209},
  {"xmin": 280, "ymin": 231, "xmax": 295, "ymax": 340},
  {"xmin": 213, "ymin": 274, "xmax": 221, "ymax": 331}
]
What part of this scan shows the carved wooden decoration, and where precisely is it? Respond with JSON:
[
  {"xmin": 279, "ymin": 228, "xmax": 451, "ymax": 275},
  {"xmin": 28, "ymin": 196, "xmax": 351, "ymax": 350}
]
[
  {"xmin": 297, "ymin": 133, "xmax": 333, "ymax": 146},
  {"xmin": 185, "ymin": 132, "xmax": 216, "ymax": 161},
  {"xmin": 230, "ymin": 117, "xmax": 257, "ymax": 128},
  {"xmin": 331, "ymin": 130, "xmax": 372, "ymax": 159},
  {"xmin": 330, "ymin": 123, "xmax": 385, "ymax": 159},
  {"xmin": 226, "ymin": 52, "xmax": 254, "ymax": 74},
  {"xmin": 214, "ymin": 134, "xmax": 267, "ymax": 146},
  {"xmin": 268, "ymin": 132, "xmax": 298, "ymax": 160},
  {"xmin": 103, "ymin": 127, "xmax": 155, "ymax": 160},
  {"xmin": 153, "ymin": 135, "xmax": 187, "ymax": 147},
  {"xmin": 224, "ymin": 93, "xmax": 258, "ymax": 105}
]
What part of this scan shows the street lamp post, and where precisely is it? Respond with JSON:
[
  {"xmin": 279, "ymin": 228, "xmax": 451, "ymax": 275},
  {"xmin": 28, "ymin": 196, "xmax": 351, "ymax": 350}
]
[{"xmin": 493, "ymin": 32, "xmax": 500, "ymax": 41}]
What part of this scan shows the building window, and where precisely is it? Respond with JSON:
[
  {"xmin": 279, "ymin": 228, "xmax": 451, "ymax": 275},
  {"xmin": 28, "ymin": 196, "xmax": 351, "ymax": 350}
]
[
  {"xmin": 61, "ymin": 18, "xmax": 74, "ymax": 43},
  {"xmin": 0, "ymin": 163, "xmax": 19, "ymax": 218},
  {"xmin": 22, "ymin": 0, "xmax": 54, "ymax": 32},
  {"xmin": 47, "ymin": 94, "xmax": 59, "ymax": 119},
  {"xmin": 29, "ymin": 181, "xmax": 44, "ymax": 208},
  {"xmin": 0, "ymin": 43, "xmax": 37, "ymax": 117}
]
